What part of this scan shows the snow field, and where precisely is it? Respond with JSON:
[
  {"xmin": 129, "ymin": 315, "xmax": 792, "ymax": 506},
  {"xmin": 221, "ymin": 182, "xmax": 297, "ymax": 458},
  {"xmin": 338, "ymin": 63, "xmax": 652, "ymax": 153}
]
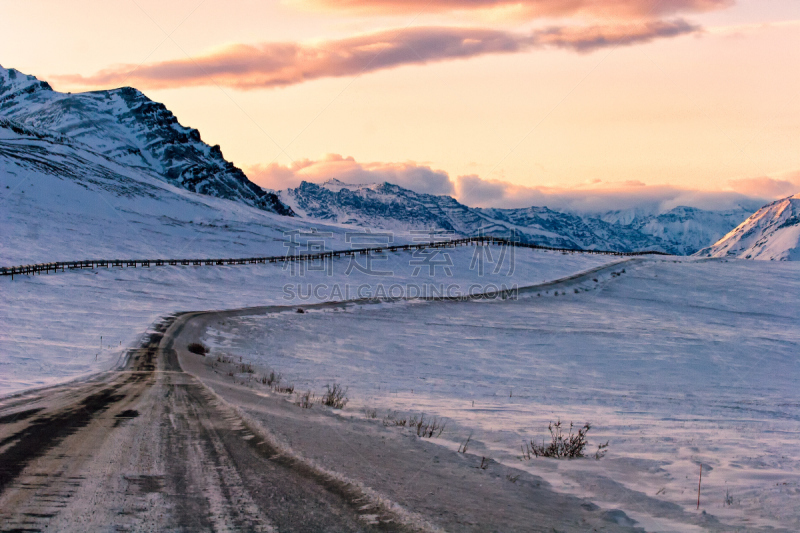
[
  {"xmin": 0, "ymin": 246, "xmax": 613, "ymax": 396},
  {"xmin": 203, "ymin": 258, "xmax": 800, "ymax": 532}
]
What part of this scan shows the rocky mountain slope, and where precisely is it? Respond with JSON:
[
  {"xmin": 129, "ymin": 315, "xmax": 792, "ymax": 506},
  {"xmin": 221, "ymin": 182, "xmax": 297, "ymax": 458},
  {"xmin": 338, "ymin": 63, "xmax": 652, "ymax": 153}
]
[
  {"xmin": 2, "ymin": 63, "xmax": 757, "ymax": 256},
  {"xmin": 282, "ymin": 179, "xmax": 754, "ymax": 254},
  {"xmin": 0, "ymin": 116, "xmax": 337, "ymax": 265},
  {"xmin": 696, "ymin": 194, "xmax": 800, "ymax": 260},
  {"xmin": 0, "ymin": 65, "xmax": 292, "ymax": 215}
]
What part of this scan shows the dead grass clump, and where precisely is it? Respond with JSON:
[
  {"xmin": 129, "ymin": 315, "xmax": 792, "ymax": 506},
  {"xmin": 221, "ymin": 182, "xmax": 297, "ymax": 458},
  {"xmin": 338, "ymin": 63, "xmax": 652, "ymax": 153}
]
[
  {"xmin": 274, "ymin": 384, "xmax": 295, "ymax": 394},
  {"xmin": 240, "ymin": 363, "xmax": 254, "ymax": 374},
  {"xmin": 363, "ymin": 407, "xmax": 378, "ymax": 419},
  {"xmin": 527, "ymin": 420, "xmax": 604, "ymax": 459},
  {"xmin": 381, "ymin": 412, "xmax": 445, "ymax": 437},
  {"xmin": 188, "ymin": 342, "xmax": 207, "ymax": 355},
  {"xmin": 321, "ymin": 383, "xmax": 349, "ymax": 409},
  {"xmin": 261, "ymin": 371, "xmax": 281, "ymax": 386},
  {"xmin": 296, "ymin": 391, "xmax": 315, "ymax": 408},
  {"xmin": 594, "ymin": 440, "xmax": 609, "ymax": 460},
  {"xmin": 216, "ymin": 354, "xmax": 233, "ymax": 364},
  {"xmin": 411, "ymin": 414, "xmax": 445, "ymax": 438},
  {"xmin": 458, "ymin": 434, "xmax": 472, "ymax": 454},
  {"xmin": 383, "ymin": 412, "xmax": 407, "ymax": 427}
]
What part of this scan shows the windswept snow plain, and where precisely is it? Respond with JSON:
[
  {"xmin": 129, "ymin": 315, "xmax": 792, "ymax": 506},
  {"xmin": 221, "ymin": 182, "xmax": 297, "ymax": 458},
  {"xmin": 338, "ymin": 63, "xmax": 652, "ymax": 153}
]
[
  {"xmin": 0, "ymin": 246, "xmax": 614, "ymax": 395},
  {"xmin": 203, "ymin": 258, "xmax": 800, "ymax": 533}
]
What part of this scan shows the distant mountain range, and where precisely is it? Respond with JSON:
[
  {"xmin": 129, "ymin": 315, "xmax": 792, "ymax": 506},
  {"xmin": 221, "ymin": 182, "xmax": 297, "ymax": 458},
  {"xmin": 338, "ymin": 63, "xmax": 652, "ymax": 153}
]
[
  {"xmin": 2, "ymin": 63, "xmax": 795, "ymax": 258},
  {"xmin": 281, "ymin": 180, "xmax": 756, "ymax": 255}
]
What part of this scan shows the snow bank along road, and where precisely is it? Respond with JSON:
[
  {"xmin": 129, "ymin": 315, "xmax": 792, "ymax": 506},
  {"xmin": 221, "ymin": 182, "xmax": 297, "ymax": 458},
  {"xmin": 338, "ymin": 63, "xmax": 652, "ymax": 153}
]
[{"xmin": 0, "ymin": 263, "xmax": 644, "ymax": 532}]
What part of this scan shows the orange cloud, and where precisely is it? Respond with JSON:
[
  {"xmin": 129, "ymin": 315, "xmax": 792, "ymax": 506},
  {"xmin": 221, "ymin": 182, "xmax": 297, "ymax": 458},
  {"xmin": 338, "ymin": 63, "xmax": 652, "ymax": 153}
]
[
  {"xmin": 296, "ymin": 0, "xmax": 732, "ymax": 19},
  {"xmin": 55, "ymin": 22, "xmax": 698, "ymax": 90}
]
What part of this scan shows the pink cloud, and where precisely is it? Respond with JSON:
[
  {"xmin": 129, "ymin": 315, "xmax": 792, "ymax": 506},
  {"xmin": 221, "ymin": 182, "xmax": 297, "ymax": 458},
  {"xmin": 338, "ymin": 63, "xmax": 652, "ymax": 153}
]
[
  {"xmin": 454, "ymin": 174, "xmax": 760, "ymax": 212},
  {"xmin": 534, "ymin": 19, "xmax": 697, "ymax": 52},
  {"xmin": 54, "ymin": 22, "xmax": 698, "ymax": 91},
  {"xmin": 728, "ymin": 174, "xmax": 800, "ymax": 199},
  {"xmin": 248, "ymin": 154, "xmax": 455, "ymax": 195},
  {"xmin": 247, "ymin": 154, "xmax": 766, "ymax": 212},
  {"xmin": 299, "ymin": 0, "xmax": 732, "ymax": 19}
]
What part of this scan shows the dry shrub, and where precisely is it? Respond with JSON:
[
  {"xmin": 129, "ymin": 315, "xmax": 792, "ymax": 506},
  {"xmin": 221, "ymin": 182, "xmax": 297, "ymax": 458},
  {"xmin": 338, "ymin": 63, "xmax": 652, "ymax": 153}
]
[
  {"xmin": 296, "ymin": 391, "xmax": 315, "ymax": 408},
  {"xmin": 412, "ymin": 414, "xmax": 445, "ymax": 438},
  {"xmin": 383, "ymin": 412, "xmax": 407, "ymax": 427},
  {"xmin": 382, "ymin": 413, "xmax": 445, "ymax": 437},
  {"xmin": 527, "ymin": 420, "xmax": 606, "ymax": 459},
  {"xmin": 321, "ymin": 383, "xmax": 348, "ymax": 409},
  {"xmin": 188, "ymin": 342, "xmax": 207, "ymax": 355},
  {"xmin": 458, "ymin": 434, "xmax": 472, "ymax": 453}
]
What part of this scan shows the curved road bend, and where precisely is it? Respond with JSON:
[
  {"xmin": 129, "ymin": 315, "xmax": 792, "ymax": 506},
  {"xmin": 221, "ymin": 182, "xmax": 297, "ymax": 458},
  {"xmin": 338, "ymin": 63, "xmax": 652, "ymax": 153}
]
[
  {"xmin": 0, "ymin": 261, "xmax": 642, "ymax": 532},
  {"xmin": 0, "ymin": 314, "xmax": 403, "ymax": 532}
]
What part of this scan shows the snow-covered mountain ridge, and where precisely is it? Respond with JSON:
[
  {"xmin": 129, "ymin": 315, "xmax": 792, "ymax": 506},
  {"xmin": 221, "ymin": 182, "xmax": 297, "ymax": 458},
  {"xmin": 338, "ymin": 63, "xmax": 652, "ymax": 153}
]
[
  {"xmin": 697, "ymin": 193, "xmax": 800, "ymax": 260},
  {"xmin": 0, "ymin": 65, "xmax": 293, "ymax": 215},
  {"xmin": 282, "ymin": 179, "xmax": 755, "ymax": 255},
  {"xmin": 1, "ymin": 64, "xmax": 762, "ymax": 256}
]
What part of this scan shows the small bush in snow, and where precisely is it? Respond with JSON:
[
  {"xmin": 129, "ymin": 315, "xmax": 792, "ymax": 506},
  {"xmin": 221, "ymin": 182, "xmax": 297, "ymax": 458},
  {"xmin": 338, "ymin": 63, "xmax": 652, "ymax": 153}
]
[
  {"xmin": 321, "ymin": 383, "xmax": 348, "ymax": 409},
  {"xmin": 383, "ymin": 411, "xmax": 407, "ymax": 427},
  {"xmin": 296, "ymin": 390, "xmax": 315, "ymax": 408},
  {"xmin": 261, "ymin": 371, "xmax": 281, "ymax": 386},
  {"xmin": 527, "ymin": 420, "xmax": 606, "ymax": 459},
  {"xmin": 188, "ymin": 342, "xmax": 207, "ymax": 355},
  {"xmin": 382, "ymin": 412, "xmax": 445, "ymax": 437},
  {"xmin": 458, "ymin": 434, "xmax": 472, "ymax": 453},
  {"xmin": 412, "ymin": 414, "xmax": 445, "ymax": 438}
]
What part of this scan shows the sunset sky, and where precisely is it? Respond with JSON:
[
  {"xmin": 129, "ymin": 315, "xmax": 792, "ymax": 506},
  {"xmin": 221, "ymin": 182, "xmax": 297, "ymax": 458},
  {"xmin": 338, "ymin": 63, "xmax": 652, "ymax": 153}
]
[{"xmin": 2, "ymin": 0, "xmax": 799, "ymax": 210}]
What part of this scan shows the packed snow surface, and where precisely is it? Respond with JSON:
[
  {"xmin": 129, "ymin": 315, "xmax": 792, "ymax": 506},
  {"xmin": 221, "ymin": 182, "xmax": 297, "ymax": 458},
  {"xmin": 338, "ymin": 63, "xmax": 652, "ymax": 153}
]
[{"xmin": 204, "ymin": 258, "xmax": 800, "ymax": 532}]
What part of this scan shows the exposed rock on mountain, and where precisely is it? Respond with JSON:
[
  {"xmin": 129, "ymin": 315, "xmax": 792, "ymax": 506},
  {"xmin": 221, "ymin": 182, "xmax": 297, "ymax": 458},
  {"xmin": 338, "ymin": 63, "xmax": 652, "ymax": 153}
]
[
  {"xmin": 0, "ymin": 65, "xmax": 292, "ymax": 215},
  {"xmin": 283, "ymin": 179, "xmax": 753, "ymax": 254}
]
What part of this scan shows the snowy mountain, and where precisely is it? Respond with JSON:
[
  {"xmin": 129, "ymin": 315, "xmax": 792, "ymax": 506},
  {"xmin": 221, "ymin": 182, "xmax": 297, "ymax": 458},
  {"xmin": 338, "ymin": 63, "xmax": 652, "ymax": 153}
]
[
  {"xmin": 281, "ymin": 179, "xmax": 489, "ymax": 232},
  {"xmin": 0, "ymin": 64, "xmax": 293, "ymax": 215},
  {"xmin": 696, "ymin": 194, "xmax": 800, "ymax": 260},
  {"xmin": 1, "ymin": 63, "xmax": 754, "ymax": 256},
  {"xmin": 594, "ymin": 205, "xmax": 756, "ymax": 256},
  {"xmin": 282, "ymin": 179, "xmax": 752, "ymax": 254},
  {"xmin": 0, "ymin": 115, "xmax": 348, "ymax": 265},
  {"xmin": 282, "ymin": 180, "xmax": 612, "ymax": 249}
]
